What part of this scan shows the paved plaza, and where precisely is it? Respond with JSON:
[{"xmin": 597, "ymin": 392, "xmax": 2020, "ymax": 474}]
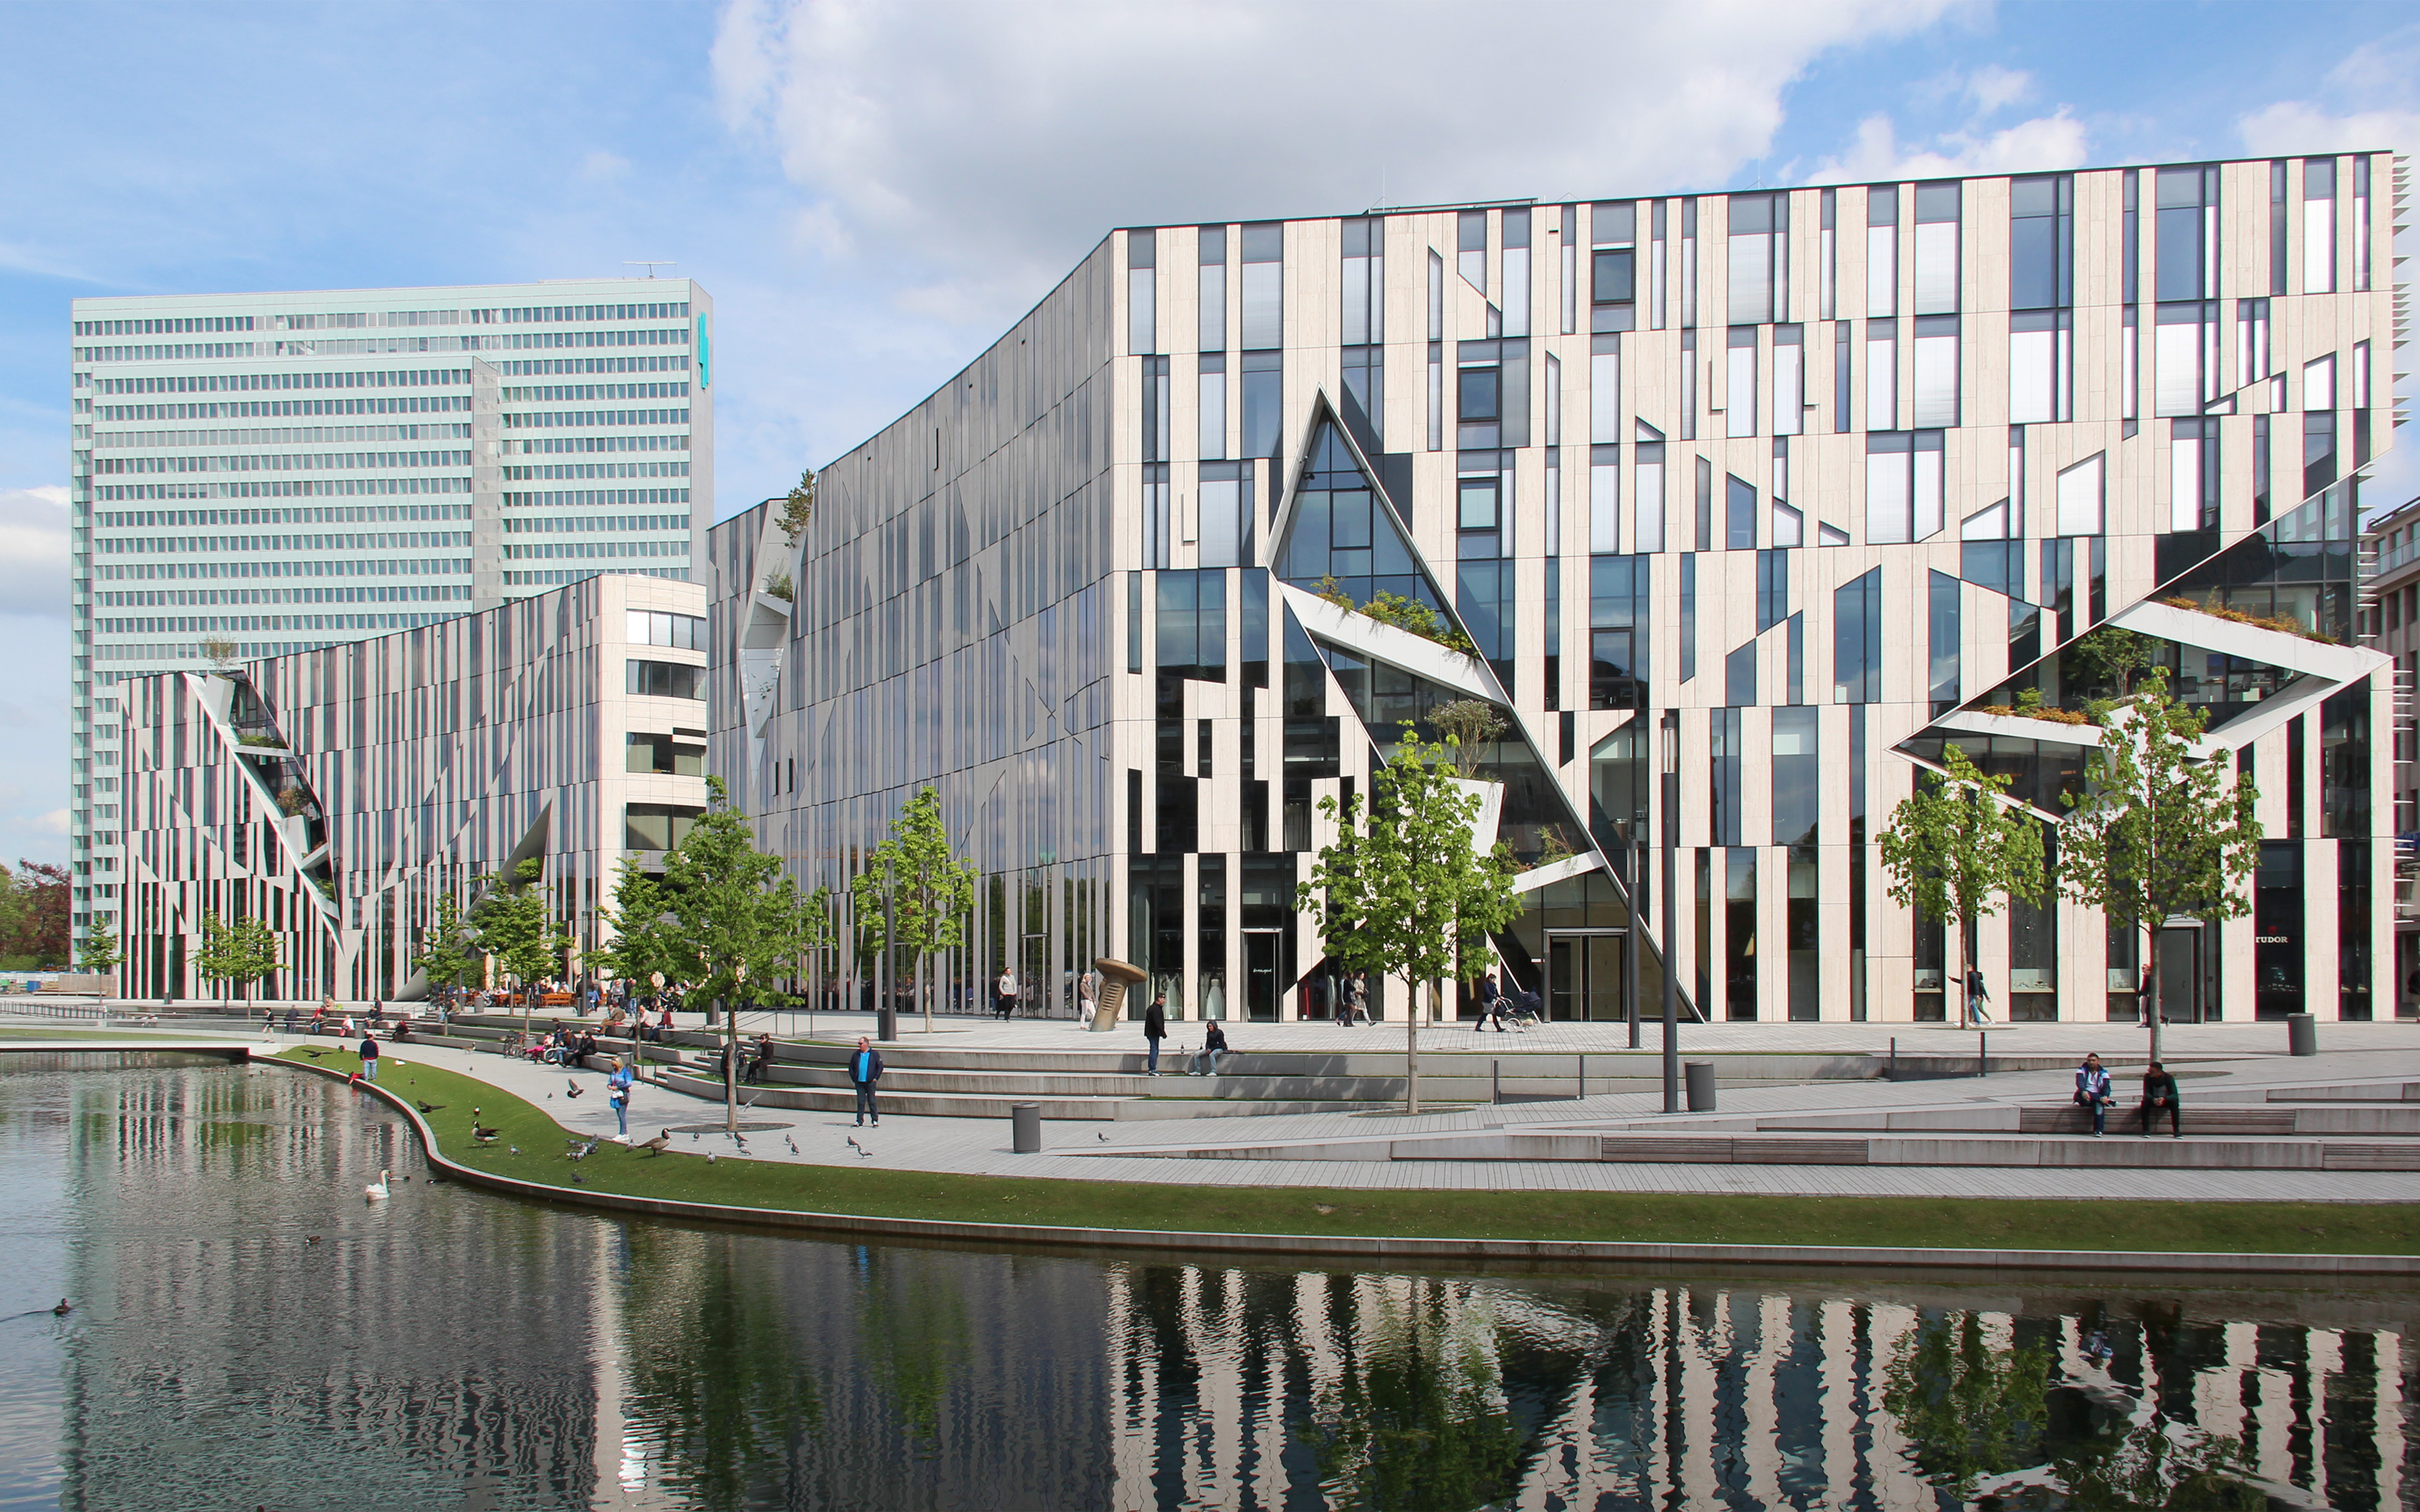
[{"xmin": 54, "ymin": 1007, "xmax": 2419, "ymax": 1206}]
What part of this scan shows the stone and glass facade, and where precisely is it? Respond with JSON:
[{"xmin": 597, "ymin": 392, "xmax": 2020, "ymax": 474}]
[
  {"xmin": 70, "ymin": 277, "xmax": 713, "ymax": 958},
  {"xmin": 116, "ymin": 574, "xmax": 708, "ymax": 1002},
  {"xmin": 722, "ymin": 153, "xmax": 2400, "ymax": 1025}
]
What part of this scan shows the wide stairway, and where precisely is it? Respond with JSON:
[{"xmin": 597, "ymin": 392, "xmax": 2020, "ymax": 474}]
[
  {"xmin": 1092, "ymin": 1079, "xmax": 2420, "ymax": 1168},
  {"xmin": 414, "ymin": 1016, "xmax": 1890, "ymax": 1121}
]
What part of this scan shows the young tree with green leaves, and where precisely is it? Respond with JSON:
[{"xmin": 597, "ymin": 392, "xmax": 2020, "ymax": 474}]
[
  {"xmin": 849, "ymin": 786, "xmax": 979, "ymax": 1032},
  {"xmin": 2068, "ymin": 624, "xmax": 2153, "ymax": 698},
  {"xmin": 78, "ymin": 923, "xmax": 121, "ymax": 1001},
  {"xmin": 411, "ymin": 890, "xmax": 478, "ymax": 1010},
  {"xmin": 470, "ymin": 858, "xmax": 571, "ymax": 1032},
  {"xmin": 2059, "ymin": 672, "xmax": 2261, "ymax": 1064},
  {"xmin": 1877, "ymin": 744, "xmax": 2048, "ymax": 1030},
  {"xmin": 649, "ymin": 777, "xmax": 828, "ymax": 1129},
  {"xmin": 196, "ymin": 913, "xmax": 281, "ymax": 1006},
  {"xmin": 1297, "ymin": 730, "xmax": 1520, "ymax": 1114}
]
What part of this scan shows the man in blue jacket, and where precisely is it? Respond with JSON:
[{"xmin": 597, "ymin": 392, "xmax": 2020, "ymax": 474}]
[{"xmin": 850, "ymin": 1036, "xmax": 884, "ymax": 1126}]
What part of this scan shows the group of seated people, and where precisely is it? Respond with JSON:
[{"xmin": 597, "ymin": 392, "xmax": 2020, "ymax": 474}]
[{"xmin": 523, "ymin": 1022, "xmax": 600, "ymax": 1067}]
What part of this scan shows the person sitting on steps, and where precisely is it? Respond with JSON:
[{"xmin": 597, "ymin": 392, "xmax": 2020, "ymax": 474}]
[
  {"xmin": 2137, "ymin": 1060, "xmax": 2182, "ymax": 1138},
  {"xmin": 1194, "ymin": 1021, "xmax": 1229, "ymax": 1076}
]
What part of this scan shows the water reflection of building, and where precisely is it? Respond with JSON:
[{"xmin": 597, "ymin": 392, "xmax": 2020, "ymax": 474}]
[
  {"xmin": 58, "ymin": 1064, "xmax": 606, "ymax": 1510},
  {"xmin": 1100, "ymin": 1266, "xmax": 2414, "ymax": 1510}
]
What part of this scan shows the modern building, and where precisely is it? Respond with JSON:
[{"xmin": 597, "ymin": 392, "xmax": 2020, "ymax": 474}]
[
  {"xmin": 2359, "ymin": 493, "xmax": 2420, "ymax": 1014},
  {"xmin": 715, "ymin": 152, "xmax": 2401, "ymax": 1025},
  {"xmin": 69, "ymin": 277, "xmax": 714, "ymax": 959},
  {"xmin": 115, "ymin": 573, "xmax": 708, "ymax": 1003}
]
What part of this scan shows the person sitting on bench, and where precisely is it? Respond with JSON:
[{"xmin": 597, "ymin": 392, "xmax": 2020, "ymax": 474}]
[{"xmin": 2136, "ymin": 1061, "xmax": 2182, "ymax": 1137}]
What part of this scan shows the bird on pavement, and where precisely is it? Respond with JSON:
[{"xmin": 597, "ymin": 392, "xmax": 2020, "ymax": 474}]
[
  {"xmin": 638, "ymin": 1129, "xmax": 672, "ymax": 1154},
  {"xmin": 690, "ymin": 1131, "xmax": 700, "ymax": 1143},
  {"xmin": 566, "ymin": 1081, "xmax": 584, "ymax": 1098},
  {"xmin": 846, "ymin": 1136, "xmax": 872, "ymax": 1158},
  {"xmin": 1098, "ymin": 1132, "xmax": 1109, "ymax": 1142},
  {"xmin": 784, "ymin": 1136, "xmax": 799, "ymax": 1155}
]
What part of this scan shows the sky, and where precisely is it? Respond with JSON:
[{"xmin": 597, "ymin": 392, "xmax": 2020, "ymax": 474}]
[{"xmin": 0, "ymin": 0, "xmax": 2415, "ymax": 870}]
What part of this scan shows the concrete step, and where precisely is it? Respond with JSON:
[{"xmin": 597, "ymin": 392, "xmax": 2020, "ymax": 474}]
[
  {"xmin": 653, "ymin": 1070, "xmax": 1413, "ymax": 1122},
  {"xmin": 1105, "ymin": 1128, "xmax": 2420, "ymax": 1170}
]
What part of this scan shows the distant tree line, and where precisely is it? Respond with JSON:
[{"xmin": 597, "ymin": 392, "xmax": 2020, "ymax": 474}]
[{"xmin": 0, "ymin": 860, "xmax": 70, "ymax": 969}]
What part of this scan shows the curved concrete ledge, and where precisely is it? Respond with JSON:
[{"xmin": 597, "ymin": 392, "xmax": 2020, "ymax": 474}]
[{"xmin": 265, "ymin": 1057, "xmax": 2420, "ymax": 1281}]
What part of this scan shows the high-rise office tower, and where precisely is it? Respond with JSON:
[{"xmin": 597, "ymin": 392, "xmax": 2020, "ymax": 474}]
[{"xmin": 67, "ymin": 277, "xmax": 713, "ymax": 953}]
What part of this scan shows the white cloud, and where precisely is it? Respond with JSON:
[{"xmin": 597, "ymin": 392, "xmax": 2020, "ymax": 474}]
[
  {"xmin": 2236, "ymin": 29, "xmax": 2420, "ymax": 159},
  {"xmin": 1963, "ymin": 64, "xmax": 2033, "ymax": 115},
  {"xmin": 1807, "ymin": 109, "xmax": 2088, "ymax": 183},
  {"xmin": 712, "ymin": 0, "xmax": 1958, "ymax": 328},
  {"xmin": 34, "ymin": 809, "xmax": 66, "ymax": 836},
  {"xmin": 0, "ymin": 487, "xmax": 69, "ymax": 621}
]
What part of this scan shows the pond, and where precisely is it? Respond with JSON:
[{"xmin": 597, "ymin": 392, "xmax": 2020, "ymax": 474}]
[{"xmin": 0, "ymin": 1054, "xmax": 2408, "ymax": 1510}]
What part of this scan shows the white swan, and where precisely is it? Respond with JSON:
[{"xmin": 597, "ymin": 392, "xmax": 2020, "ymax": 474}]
[{"xmin": 365, "ymin": 1170, "xmax": 389, "ymax": 1201}]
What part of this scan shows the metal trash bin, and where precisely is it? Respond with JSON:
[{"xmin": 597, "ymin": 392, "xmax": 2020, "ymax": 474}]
[
  {"xmin": 2287, "ymin": 1012, "xmax": 2317, "ymax": 1058},
  {"xmin": 1684, "ymin": 1061, "xmax": 1717, "ymax": 1112},
  {"xmin": 1011, "ymin": 1101, "xmax": 1043, "ymax": 1153}
]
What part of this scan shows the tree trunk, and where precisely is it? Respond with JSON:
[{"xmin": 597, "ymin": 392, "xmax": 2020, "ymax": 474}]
[
  {"xmin": 724, "ymin": 1013, "xmax": 739, "ymax": 1134},
  {"xmin": 2143, "ymin": 924, "xmax": 2161, "ymax": 1067},
  {"xmin": 1959, "ymin": 911, "xmax": 1974, "ymax": 1030},
  {"xmin": 921, "ymin": 949, "xmax": 933, "ymax": 1033},
  {"xmin": 1404, "ymin": 976, "xmax": 1422, "ymax": 1117}
]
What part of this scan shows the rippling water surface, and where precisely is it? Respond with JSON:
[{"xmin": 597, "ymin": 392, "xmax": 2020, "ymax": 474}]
[{"xmin": 0, "ymin": 1055, "xmax": 2411, "ymax": 1510}]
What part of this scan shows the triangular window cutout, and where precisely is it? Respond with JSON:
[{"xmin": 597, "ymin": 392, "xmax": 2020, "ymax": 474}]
[{"xmin": 1276, "ymin": 417, "xmax": 1449, "ymax": 619}]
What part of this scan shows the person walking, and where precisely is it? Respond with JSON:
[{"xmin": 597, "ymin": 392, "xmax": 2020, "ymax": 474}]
[
  {"xmin": 606, "ymin": 1056, "xmax": 634, "ymax": 1140},
  {"xmin": 2074, "ymin": 1052, "xmax": 2114, "ymax": 1136},
  {"xmin": 1345, "ymin": 972, "xmax": 1369, "ymax": 1026},
  {"xmin": 849, "ymin": 1036, "xmax": 884, "ymax": 1126},
  {"xmin": 1965, "ymin": 968, "xmax": 1993, "ymax": 1024},
  {"xmin": 2136, "ymin": 1060, "xmax": 2182, "ymax": 1138},
  {"xmin": 1472, "ymin": 972, "xmax": 1507, "ymax": 1033},
  {"xmin": 1143, "ymin": 993, "xmax": 1168, "ymax": 1074},
  {"xmin": 358, "ymin": 1030, "xmax": 380, "ymax": 1083},
  {"xmin": 994, "ymin": 968, "xmax": 1019, "ymax": 1021},
  {"xmin": 1194, "ymin": 1021, "xmax": 1229, "ymax": 1076}
]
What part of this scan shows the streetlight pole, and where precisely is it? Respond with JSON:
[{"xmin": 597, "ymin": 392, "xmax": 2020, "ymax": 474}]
[{"xmin": 1661, "ymin": 710, "xmax": 1680, "ymax": 1115}]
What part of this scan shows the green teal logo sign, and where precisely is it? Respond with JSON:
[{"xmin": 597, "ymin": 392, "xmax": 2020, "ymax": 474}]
[{"xmin": 697, "ymin": 315, "xmax": 710, "ymax": 387}]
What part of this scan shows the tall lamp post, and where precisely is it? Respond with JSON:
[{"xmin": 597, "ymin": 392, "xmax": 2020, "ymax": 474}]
[{"xmin": 1660, "ymin": 710, "xmax": 1681, "ymax": 1115}]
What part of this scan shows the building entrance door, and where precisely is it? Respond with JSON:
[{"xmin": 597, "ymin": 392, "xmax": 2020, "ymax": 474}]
[
  {"xmin": 1546, "ymin": 930, "xmax": 1626, "ymax": 1021},
  {"xmin": 1244, "ymin": 932, "xmax": 1283, "ymax": 1021}
]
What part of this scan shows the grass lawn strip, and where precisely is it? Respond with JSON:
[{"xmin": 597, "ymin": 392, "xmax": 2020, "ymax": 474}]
[{"xmin": 281, "ymin": 1048, "xmax": 2420, "ymax": 1259}]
